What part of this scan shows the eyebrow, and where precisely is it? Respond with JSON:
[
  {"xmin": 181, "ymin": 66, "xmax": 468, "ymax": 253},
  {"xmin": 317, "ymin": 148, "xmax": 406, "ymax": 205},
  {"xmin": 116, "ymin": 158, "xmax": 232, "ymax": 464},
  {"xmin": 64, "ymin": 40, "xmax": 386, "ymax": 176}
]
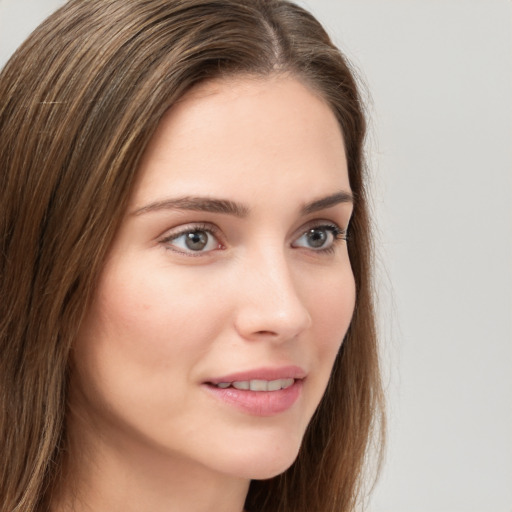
[
  {"xmin": 132, "ymin": 190, "xmax": 353, "ymax": 217},
  {"xmin": 132, "ymin": 196, "xmax": 249, "ymax": 217},
  {"xmin": 301, "ymin": 190, "xmax": 354, "ymax": 215}
]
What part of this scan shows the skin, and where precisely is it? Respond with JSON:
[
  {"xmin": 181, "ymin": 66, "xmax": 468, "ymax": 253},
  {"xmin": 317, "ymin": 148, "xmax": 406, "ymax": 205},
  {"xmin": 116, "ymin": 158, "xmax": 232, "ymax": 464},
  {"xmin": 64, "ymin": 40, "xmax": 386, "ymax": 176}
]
[{"xmin": 60, "ymin": 75, "xmax": 356, "ymax": 512}]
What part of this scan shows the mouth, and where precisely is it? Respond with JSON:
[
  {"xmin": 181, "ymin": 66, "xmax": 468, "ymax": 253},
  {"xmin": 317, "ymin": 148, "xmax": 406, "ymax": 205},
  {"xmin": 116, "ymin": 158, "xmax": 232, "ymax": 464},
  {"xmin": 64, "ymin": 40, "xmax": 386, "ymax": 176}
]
[
  {"xmin": 203, "ymin": 366, "xmax": 305, "ymax": 416},
  {"xmin": 206, "ymin": 365, "xmax": 306, "ymax": 387},
  {"xmin": 208, "ymin": 378, "xmax": 295, "ymax": 392}
]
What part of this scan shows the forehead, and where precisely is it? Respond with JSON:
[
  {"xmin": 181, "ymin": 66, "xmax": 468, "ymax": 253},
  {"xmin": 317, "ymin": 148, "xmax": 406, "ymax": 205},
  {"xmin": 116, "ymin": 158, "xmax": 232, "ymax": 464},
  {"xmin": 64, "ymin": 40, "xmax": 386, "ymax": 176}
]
[{"xmin": 132, "ymin": 75, "xmax": 349, "ymax": 207}]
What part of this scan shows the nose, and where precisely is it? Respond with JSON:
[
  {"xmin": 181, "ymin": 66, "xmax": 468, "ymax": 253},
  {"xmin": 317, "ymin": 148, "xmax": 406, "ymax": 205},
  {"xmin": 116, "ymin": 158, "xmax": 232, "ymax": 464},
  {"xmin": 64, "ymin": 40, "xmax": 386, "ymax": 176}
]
[{"xmin": 233, "ymin": 249, "xmax": 312, "ymax": 343}]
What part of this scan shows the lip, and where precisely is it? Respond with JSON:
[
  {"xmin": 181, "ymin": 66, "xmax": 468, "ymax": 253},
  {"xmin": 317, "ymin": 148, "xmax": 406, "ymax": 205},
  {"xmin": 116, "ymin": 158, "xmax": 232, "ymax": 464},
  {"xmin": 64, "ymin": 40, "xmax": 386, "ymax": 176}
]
[
  {"xmin": 206, "ymin": 365, "xmax": 307, "ymax": 385},
  {"xmin": 203, "ymin": 365, "xmax": 306, "ymax": 417}
]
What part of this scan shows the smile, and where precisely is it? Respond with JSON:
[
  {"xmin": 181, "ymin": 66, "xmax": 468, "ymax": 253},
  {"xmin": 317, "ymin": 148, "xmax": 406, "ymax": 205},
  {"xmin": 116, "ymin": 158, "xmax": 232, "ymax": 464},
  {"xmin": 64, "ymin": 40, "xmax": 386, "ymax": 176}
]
[
  {"xmin": 213, "ymin": 378, "xmax": 295, "ymax": 391},
  {"xmin": 203, "ymin": 367, "xmax": 305, "ymax": 416}
]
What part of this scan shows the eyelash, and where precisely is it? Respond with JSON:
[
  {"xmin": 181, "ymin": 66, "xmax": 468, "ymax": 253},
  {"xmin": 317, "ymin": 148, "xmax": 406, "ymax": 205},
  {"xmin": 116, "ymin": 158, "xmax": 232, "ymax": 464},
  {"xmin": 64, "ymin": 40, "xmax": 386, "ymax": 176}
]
[
  {"xmin": 160, "ymin": 223, "xmax": 222, "ymax": 257},
  {"xmin": 159, "ymin": 222, "xmax": 348, "ymax": 256},
  {"xmin": 294, "ymin": 223, "xmax": 348, "ymax": 255}
]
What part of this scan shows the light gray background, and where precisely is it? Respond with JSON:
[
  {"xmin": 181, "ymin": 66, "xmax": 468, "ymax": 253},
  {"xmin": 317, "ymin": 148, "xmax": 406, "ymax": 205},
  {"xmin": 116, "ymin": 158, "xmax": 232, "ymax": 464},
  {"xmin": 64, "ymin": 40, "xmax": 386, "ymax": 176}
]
[{"xmin": 1, "ymin": 1, "xmax": 510, "ymax": 511}]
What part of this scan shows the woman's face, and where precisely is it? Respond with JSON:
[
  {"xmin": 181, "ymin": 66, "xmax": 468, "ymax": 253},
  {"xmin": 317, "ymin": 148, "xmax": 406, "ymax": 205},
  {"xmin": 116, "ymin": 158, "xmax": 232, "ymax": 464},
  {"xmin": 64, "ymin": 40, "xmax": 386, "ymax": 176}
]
[{"xmin": 72, "ymin": 76, "xmax": 355, "ymax": 481}]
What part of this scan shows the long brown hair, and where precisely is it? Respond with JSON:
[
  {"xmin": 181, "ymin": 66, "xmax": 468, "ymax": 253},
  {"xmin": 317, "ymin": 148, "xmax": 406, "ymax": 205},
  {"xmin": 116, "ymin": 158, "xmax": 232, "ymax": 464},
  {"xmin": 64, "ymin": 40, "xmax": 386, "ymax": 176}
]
[{"xmin": 0, "ymin": 1, "xmax": 385, "ymax": 510}]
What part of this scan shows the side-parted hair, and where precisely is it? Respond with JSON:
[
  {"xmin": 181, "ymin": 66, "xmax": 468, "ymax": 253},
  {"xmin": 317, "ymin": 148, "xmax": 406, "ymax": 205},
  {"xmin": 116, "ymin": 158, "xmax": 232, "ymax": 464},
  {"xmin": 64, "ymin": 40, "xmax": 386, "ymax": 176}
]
[{"xmin": 0, "ymin": 1, "xmax": 385, "ymax": 511}]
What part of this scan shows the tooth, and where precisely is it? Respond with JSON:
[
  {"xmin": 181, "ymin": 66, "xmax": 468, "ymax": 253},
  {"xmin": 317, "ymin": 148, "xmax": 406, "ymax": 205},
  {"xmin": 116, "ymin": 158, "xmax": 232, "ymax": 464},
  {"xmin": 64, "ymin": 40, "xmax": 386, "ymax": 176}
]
[
  {"xmin": 219, "ymin": 378, "xmax": 296, "ymax": 391},
  {"xmin": 267, "ymin": 379, "xmax": 283, "ymax": 391},
  {"xmin": 281, "ymin": 378, "xmax": 294, "ymax": 389},
  {"xmin": 250, "ymin": 379, "xmax": 268, "ymax": 392},
  {"xmin": 232, "ymin": 381, "xmax": 250, "ymax": 390}
]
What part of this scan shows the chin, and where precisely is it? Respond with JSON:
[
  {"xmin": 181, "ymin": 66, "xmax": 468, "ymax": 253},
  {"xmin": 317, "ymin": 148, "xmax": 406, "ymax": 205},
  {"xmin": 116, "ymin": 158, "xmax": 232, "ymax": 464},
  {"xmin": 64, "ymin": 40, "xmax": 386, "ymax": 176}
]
[
  {"xmin": 246, "ymin": 457, "xmax": 298, "ymax": 481},
  {"xmin": 219, "ymin": 433, "xmax": 303, "ymax": 481}
]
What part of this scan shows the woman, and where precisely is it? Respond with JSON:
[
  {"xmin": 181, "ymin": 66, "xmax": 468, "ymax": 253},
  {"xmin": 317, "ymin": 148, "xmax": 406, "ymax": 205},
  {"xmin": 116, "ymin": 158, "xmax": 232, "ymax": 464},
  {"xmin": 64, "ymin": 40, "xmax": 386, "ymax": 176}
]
[{"xmin": 0, "ymin": 1, "xmax": 385, "ymax": 511}]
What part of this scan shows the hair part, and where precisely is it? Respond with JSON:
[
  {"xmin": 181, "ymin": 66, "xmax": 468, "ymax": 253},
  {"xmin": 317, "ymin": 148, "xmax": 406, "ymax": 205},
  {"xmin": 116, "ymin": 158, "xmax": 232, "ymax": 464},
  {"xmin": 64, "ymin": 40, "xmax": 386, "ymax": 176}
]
[{"xmin": 0, "ymin": 1, "xmax": 385, "ymax": 511}]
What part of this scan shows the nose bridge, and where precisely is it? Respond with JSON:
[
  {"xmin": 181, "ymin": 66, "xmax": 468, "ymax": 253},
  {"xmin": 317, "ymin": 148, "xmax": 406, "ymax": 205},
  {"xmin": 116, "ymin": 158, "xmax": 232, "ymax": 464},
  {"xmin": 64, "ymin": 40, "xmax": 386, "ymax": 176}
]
[{"xmin": 234, "ymin": 242, "xmax": 312, "ymax": 340}]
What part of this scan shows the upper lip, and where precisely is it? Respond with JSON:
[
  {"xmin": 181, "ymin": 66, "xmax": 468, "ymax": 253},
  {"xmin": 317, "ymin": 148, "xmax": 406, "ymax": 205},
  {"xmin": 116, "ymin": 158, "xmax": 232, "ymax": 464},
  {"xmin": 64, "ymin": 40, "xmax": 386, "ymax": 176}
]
[{"xmin": 206, "ymin": 365, "xmax": 307, "ymax": 385}]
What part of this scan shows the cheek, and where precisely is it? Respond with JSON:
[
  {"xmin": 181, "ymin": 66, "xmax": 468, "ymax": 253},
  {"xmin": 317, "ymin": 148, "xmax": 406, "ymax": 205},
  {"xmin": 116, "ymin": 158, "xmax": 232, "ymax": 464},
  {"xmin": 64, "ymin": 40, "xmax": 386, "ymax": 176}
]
[
  {"xmin": 87, "ymin": 262, "xmax": 227, "ymax": 361},
  {"xmin": 72, "ymin": 262, "xmax": 227, "ymax": 414},
  {"xmin": 309, "ymin": 266, "xmax": 356, "ymax": 342},
  {"xmin": 305, "ymin": 266, "xmax": 356, "ymax": 385}
]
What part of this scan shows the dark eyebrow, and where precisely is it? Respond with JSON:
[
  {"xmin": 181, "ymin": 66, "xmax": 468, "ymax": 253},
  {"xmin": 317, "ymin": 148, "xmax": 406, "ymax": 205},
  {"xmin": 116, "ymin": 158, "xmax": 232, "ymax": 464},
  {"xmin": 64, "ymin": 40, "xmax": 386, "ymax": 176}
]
[
  {"xmin": 132, "ymin": 190, "xmax": 352, "ymax": 218},
  {"xmin": 131, "ymin": 196, "xmax": 250, "ymax": 218},
  {"xmin": 301, "ymin": 191, "xmax": 354, "ymax": 215}
]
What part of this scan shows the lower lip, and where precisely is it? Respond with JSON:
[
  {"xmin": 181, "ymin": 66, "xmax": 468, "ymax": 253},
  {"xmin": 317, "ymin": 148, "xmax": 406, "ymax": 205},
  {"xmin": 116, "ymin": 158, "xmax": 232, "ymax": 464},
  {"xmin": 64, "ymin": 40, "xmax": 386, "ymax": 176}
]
[{"xmin": 203, "ymin": 380, "xmax": 303, "ymax": 416}]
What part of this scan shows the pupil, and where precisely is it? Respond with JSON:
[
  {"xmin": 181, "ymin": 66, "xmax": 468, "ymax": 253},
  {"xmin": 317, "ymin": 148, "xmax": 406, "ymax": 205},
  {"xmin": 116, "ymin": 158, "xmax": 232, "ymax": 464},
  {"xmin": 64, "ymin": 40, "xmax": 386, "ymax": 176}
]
[
  {"xmin": 185, "ymin": 231, "xmax": 208, "ymax": 250},
  {"xmin": 308, "ymin": 228, "xmax": 327, "ymax": 248}
]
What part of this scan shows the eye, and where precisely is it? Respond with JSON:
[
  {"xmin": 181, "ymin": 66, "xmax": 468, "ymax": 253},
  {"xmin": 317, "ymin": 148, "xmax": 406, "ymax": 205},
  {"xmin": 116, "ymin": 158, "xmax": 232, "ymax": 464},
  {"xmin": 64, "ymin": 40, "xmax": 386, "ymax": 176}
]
[
  {"xmin": 292, "ymin": 224, "xmax": 346, "ymax": 252},
  {"xmin": 162, "ymin": 225, "xmax": 222, "ymax": 255}
]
